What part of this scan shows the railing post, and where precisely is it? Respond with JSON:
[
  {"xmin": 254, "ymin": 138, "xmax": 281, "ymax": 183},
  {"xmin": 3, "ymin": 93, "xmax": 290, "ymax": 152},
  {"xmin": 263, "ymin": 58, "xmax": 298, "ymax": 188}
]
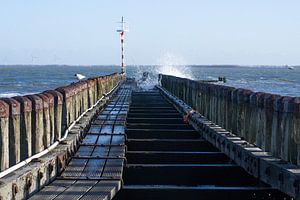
[
  {"xmin": 293, "ymin": 98, "xmax": 300, "ymax": 165},
  {"xmin": 268, "ymin": 94, "xmax": 282, "ymax": 157},
  {"xmin": 25, "ymin": 95, "xmax": 44, "ymax": 154},
  {"xmin": 2, "ymin": 98, "xmax": 21, "ymax": 166},
  {"xmin": 37, "ymin": 94, "xmax": 51, "ymax": 148},
  {"xmin": 43, "ymin": 90, "xmax": 63, "ymax": 141},
  {"xmin": 282, "ymin": 97, "xmax": 296, "ymax": 163},
  {"xmin": 12, "ymin": 96, "xmax": 32, "ymax": 159},
  {"xmin": 0, "ymin": 100, "xmax": 9, "ymax": 170}
]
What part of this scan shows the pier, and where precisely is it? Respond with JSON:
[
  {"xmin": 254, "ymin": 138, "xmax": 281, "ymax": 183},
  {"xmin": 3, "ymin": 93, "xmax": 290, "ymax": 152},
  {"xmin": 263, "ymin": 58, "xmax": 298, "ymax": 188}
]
[{"xmin": 0, "ymin": 73, "xmax": 299, "ymax": 199}]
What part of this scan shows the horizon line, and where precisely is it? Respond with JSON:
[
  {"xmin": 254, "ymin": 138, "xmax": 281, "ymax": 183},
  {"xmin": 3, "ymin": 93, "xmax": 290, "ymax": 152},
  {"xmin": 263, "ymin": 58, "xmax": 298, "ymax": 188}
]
[{"xmin": 0, "ymin": 64, "xmax": 299, "ymax": 67}]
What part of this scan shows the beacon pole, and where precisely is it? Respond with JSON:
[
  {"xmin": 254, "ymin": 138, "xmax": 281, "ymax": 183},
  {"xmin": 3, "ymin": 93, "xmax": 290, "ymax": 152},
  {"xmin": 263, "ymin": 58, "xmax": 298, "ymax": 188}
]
[{"xmin": 117, "ymin": 16, "xmax": 128, "ymax": 76}]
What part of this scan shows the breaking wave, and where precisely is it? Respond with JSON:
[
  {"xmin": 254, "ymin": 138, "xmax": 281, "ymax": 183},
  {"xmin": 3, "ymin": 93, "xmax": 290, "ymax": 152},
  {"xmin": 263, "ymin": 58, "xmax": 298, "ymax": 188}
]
[
  {"xmin": 0, "ymin": 92, "xmax": 23, "ymax": 98},
  {"xmin": 132, "ymin": 53, "xmax": 194, "ymax": 90}
]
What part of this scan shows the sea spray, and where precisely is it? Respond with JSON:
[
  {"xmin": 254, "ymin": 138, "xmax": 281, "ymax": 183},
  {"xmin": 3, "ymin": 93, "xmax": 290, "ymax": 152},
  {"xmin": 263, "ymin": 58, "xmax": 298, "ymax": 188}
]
[
  {"xmin": 132, "ymin": 53, "xmax": 194, "ymax": 90},
  {"xmin": 157, "ymin": 53, "xmax": 193, "ymax": 79}
]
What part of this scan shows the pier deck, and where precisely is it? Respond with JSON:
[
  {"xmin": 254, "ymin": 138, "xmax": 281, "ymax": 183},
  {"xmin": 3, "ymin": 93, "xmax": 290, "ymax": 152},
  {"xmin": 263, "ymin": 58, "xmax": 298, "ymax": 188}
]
[
  {"xmin": 29, "ymin": 84, "xmax": 291, "ymax": 200},
  {"xmin": 113, "ymin": 90, "xmax": 289, "ymax": 200},
  {"xmin": 29, "ymin": 84, "xmax": 131, "ymax": 200}
]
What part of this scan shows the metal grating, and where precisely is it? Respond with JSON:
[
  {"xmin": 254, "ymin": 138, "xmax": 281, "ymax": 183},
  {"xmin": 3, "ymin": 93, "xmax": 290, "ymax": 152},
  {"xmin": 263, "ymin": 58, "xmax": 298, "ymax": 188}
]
[{"xmin": 30, "ymin": 84, "xmax": 132, "ymax": 200}]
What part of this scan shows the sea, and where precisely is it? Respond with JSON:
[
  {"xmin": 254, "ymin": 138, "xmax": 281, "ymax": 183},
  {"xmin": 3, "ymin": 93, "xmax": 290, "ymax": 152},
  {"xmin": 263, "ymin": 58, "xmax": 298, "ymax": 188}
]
[{"xmin": 0, "ymin": 65, "xmax": 299, "ymax": 98}]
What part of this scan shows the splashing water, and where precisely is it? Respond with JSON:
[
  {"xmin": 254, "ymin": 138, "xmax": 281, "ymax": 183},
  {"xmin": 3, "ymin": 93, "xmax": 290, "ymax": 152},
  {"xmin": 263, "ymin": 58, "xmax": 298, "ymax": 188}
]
[
  {"xmin": 130, "ymin": 53, "xmax": 194, "ymax": 90},
  {"xmin": 157, "ymin": 53, "xmax": 194, "ymax": 79}
]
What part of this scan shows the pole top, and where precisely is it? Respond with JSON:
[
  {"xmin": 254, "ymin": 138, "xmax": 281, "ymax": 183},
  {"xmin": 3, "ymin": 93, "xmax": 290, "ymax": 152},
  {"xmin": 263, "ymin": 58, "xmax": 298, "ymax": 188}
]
[{"xmin": 117, "ymin": 16, "xmax": 129, "ymax": 33}]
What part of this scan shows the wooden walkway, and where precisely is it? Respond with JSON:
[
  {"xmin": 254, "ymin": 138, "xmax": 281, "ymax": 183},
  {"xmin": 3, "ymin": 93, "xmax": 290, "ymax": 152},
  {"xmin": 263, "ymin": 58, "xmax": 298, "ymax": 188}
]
[{"xmin": 29, "ymin": 84, "xmax": 132, "ymax": 200}]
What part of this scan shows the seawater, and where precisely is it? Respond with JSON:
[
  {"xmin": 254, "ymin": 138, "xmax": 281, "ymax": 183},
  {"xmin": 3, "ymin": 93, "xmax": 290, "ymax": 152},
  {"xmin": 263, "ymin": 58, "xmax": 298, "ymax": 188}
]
[{"xmin": 0, "ymin": 65, "xmax": 299, "ymax": 97}]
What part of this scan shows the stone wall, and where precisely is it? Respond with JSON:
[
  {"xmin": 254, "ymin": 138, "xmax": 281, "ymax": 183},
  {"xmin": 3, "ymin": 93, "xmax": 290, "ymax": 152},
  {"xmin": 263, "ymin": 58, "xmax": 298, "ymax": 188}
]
[
  {"xmin": 0, "ymin": 73, "xmax": 123, "ymax": 171},
  {"xmin": 160, "ymin": 74, "xmax": 300, "ymax": 165}
]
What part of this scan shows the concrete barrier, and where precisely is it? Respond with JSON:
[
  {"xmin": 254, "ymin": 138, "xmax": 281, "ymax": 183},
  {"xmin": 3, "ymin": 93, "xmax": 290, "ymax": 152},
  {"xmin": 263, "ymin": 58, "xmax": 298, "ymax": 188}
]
[
  {"xmin": 0, "ymin": 73, "xmax": 122, "ymax": 172},
  {"xmin": 160, "ymin": 74, "xmax": 300, "ymax": 165}
]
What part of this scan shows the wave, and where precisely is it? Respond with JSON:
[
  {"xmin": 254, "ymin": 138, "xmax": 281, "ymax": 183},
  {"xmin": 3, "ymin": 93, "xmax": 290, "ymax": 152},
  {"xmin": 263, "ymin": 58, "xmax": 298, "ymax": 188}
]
[{"xmin": 0, "ymin": 92, "xmax": 36, "ymax": 98}]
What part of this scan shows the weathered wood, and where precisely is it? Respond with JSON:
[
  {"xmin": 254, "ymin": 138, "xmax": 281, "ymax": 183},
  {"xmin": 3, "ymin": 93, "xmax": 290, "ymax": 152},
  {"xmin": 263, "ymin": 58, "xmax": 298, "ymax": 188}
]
[
  {"xmin": 1, "ymin": 98, "xmax": 21, "ymax": 166},
  {"xmin": 0, "ymin": 100, "xmax": 9, "ymax": 170},
  {"xmin": 158, "ymin": 84, "xmax": 297, "ymax": 199},
  {"xmin": 160, "ymin": 74, "xmax": 300, "ymax": 166},
  {"xmin": 0, "ymin": 73, "xmax": 123, "ymax": 200},
  {"xmin": 12, "ymin": 96, "xmax": 32, "ymax": 159}
]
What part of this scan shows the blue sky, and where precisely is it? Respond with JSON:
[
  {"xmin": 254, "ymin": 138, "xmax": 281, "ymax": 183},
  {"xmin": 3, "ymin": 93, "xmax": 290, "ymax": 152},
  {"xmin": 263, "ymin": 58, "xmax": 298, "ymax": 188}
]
[{"xmin": 0, "ymin": 0, "xmax": 299, "ymax": 65}]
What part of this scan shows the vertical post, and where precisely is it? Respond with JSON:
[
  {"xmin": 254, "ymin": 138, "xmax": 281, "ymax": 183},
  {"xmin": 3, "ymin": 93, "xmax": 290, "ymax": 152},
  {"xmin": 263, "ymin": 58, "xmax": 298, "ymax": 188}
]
[
  {"xmin": 25, "ymin": 95, "xmax": 44, "ymax": 154},
  {"xmin": 0, "ymin": 100, "xmax": 9, "ymax": 170},
  {"xmin": 120, "ymin": 31, "xmax": 125, "ymax": 75},
  {"xmin": 12, "ymin": 96, "xmax": 32, "ymax": 160},
  {"xmin": 2, "ymin": 98, "xmax": 21, "ymax": 166},
  {"xmin": 37, "ymin": 94, "xmax": 51, "ymax": 148},
  {"xmin": 117, "ymin": 16, "xmax": 128, "ymax": 76},
  {"xmin": 43, "ymin": 90, "xmax": 63, "ymax": 141}
]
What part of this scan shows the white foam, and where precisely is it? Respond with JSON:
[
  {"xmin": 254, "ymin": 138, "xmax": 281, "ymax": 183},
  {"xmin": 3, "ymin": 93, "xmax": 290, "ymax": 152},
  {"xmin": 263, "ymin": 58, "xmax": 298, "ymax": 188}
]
[
  {"xmin": 0, "ymin": 92, "xmax": 23, "ymax": 98},
  {"xmin": 133, "ymin": 53, "xmax": 194, "ymax": 90},
  {"xmin": 157, "ymin": 53, "xmax": 193, "ymax": 79},
  {"xmin": 0, "ymin": 92, "xmax": 36, "ymax": 98}
]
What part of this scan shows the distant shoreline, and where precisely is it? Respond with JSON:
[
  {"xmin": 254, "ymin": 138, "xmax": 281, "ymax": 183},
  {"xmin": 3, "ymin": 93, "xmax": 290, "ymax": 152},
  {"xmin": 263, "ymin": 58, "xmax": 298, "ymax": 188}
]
[{"xmin": 0, "ymin": 64, "xmax": 299, "ymax": 68}]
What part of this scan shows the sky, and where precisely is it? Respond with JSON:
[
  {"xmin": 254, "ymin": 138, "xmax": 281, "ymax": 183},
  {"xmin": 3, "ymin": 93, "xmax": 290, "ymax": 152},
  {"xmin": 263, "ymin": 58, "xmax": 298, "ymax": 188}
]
[{"xmin": 0, "ymin": 0, "xmax": 300, "ymax": 66}]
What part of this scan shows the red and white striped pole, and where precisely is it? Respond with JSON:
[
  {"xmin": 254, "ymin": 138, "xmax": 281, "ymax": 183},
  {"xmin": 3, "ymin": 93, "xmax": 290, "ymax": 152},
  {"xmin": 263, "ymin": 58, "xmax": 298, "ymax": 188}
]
[
  {"xmin": 120, "ymin": 31, "xmax": 125, "ymax": 74},
  {"xmin": 117, "ymin": 16, "xmax": 128, "ymax": 76}
]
